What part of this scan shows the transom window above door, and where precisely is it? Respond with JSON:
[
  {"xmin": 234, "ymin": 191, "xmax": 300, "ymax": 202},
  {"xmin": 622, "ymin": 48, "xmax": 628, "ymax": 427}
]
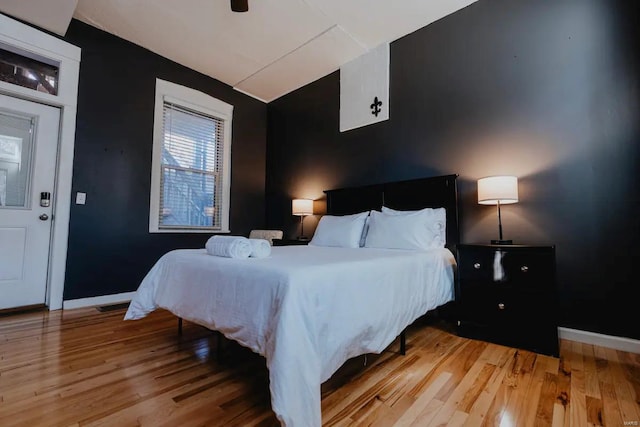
[{"xmin": 0, "ymin": 43, "xmax": 59, "ymax": 96}]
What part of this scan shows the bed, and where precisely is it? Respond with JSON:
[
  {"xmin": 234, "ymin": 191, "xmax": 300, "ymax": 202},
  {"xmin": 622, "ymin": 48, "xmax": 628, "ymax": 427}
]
[{"xmin": 125, "ymin": 174, "xmax": 460, "ymax": 427}]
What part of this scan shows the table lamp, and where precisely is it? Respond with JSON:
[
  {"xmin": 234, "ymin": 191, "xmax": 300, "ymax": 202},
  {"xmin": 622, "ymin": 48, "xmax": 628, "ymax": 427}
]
[
  {"xmin": 477, "ymin": 176, "xmax": 518, "ymax": 244},
  {"xmin": 292, "ymin": 198, "xmax": 313, "ymax": 240}
]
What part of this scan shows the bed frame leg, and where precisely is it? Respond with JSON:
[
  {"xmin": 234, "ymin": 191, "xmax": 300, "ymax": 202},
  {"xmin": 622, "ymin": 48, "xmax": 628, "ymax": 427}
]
[
  {"xmin": 177, "ymin": 318, "xmax": 224, "ymax": 360},
  {"xmin": 216, "ymin": 331, "xmax": 223, "ymax": 360},
  {"xmin": 400, "ymin": 330, "xmax": 406, "ymax": 355}
]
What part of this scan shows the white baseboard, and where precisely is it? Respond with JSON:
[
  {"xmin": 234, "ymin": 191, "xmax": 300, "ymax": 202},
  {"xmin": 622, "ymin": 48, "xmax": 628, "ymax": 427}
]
[
  {"xmin": 558, "ymin": 327, "xmax": 640, "ymax": 354},
  {"xmin": 63, "ymin": 292, "xmax": 136, "ymax": 310}
]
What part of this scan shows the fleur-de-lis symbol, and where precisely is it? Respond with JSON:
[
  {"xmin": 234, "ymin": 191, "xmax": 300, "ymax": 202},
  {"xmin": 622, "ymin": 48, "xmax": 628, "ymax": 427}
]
[{"xmin": 370, "ymin": 96, "xmax": 382, "ymax": 117}]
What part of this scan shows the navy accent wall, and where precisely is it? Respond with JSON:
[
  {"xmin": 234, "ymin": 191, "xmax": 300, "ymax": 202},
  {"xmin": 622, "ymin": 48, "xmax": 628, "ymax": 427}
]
[
  {"xmin": 63, "ymin": 20, "xmax": 267, "ymax": 300},
  {"xmin": 266, "ymin": 0, "xmax": 639, "ymax": 339}
]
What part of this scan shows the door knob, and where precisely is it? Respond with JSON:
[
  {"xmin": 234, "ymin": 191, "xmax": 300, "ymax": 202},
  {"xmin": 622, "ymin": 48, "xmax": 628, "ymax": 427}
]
[{"xmin": 39, "ymin": 213, "xmax": 49, "ymax": 221}]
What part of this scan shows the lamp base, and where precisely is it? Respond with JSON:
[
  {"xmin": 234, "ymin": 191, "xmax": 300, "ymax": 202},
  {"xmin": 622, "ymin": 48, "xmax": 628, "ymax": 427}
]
[{"xmin": 491, "ymin": 239, "xmax": 513, "ymax": 245}]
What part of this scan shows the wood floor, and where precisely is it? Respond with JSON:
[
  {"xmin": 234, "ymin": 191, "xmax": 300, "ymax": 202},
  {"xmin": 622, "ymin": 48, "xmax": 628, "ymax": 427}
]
[{"xmin": 0, "ymin": 307, "xmax": 638, "ymax": 426}]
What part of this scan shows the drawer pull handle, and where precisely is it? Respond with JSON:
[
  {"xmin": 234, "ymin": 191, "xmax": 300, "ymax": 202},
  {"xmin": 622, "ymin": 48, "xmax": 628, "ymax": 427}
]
[
  {"xmin": 473, "ymin": 262, "xmax": 481, "ymax": 270},
  {"xmin": 521, "ymin": 265, "xmax": 529, "ymax": 273},
  {"xmin": 498, "ymin": 303, "xmax": 505, "ymax": 310}
]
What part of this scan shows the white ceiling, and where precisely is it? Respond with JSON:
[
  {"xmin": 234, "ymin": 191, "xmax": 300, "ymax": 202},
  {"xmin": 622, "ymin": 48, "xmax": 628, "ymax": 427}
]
[
  {"xmin": 0, "ymin": 0, "xmax": 78, "ymax": 35},
  {"xmin": 1, "ymin": 0, "xmax": 477, "ymax": 103}
]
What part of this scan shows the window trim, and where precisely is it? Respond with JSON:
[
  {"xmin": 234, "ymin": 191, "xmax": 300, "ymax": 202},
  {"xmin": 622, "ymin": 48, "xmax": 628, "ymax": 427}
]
[{"xmin": 149, "ymin": 78, "xmax": 233, "ymax": 233}]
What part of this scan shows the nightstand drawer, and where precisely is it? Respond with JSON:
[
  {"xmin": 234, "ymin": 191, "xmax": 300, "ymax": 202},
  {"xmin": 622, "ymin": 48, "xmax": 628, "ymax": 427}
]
[
  {"xmin": 458, "ymin": 247, "xmax": 554, "ymax": 290},
  {"xmin": 457, "ymin": 247, "xmax": 496, "ymax": 282},
  {"xmin": 460, "ymin": 283, "xmax": 544, "ymax": 324},
  {"xmin": 501, "ymin": 250, "xmax": 554, "ymax": 288}
]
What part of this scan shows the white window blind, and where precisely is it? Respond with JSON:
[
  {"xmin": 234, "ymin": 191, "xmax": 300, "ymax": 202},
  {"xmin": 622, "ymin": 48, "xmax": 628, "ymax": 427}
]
[
  {"xmin": 158, "ymin": 101, "xmax": 225, "ymax": 230},
  {"xmin": 150, "ymin": 79, "xmax": 232, "ymax": 233}
]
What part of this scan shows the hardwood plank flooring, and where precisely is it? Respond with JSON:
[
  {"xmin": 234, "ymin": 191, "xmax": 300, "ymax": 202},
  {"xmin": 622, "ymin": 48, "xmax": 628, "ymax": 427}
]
[{"xmin": 0, "ymin": 307, "xmax": 638, "ymax": 426}]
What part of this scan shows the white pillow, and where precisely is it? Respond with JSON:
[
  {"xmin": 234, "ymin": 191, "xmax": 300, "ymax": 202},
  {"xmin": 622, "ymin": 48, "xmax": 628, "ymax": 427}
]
[
  {"xmin": 309, "ymin": 211, "xmax": 369, "ymax": 248},
  {"xmin": 381, "ymin": 206, "xmax": 446, "ymax": 247},
  {"xmin": 365, "ymin": 208, "xmax": 446, "ymax": 250}
]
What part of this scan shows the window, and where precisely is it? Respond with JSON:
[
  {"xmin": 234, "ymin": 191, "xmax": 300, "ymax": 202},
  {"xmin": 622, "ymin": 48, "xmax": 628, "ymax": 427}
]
[
  {"xmin": 149, "ymin": 79, "xmax": 233, "ymax": 233},
  {"xmin": 0, "ymin": 43, "xmax": 60, "ymax": 95}
]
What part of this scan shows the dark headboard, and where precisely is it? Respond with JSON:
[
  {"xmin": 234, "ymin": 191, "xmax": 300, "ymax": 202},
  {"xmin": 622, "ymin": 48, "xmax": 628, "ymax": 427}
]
[{"xmin": 324, "ymin": 174, "xmax": 460, "ymax": 249}]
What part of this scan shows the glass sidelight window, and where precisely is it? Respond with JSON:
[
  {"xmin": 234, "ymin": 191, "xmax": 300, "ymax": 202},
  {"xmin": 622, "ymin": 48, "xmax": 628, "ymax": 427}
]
[{"xmin": 0, "ymin": 110, "xmax": 35, "ymax": 208}]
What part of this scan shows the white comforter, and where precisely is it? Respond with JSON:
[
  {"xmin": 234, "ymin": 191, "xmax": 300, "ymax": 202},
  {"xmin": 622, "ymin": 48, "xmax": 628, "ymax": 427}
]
[{"xmin": 125, "ymin": 245, "xmax": 456, "ymax": 427}]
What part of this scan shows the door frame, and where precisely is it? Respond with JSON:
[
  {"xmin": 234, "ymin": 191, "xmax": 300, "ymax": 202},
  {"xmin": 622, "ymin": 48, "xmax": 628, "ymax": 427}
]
[{"xmin": 0, "ymin": 14, "xmax": 81, "ymax": 310}]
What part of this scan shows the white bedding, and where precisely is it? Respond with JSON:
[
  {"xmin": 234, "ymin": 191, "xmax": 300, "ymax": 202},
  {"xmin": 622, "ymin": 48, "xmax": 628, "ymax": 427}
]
[{"xmin": 125, "ymin": 245, "xmax": 456, "ymax": 427}]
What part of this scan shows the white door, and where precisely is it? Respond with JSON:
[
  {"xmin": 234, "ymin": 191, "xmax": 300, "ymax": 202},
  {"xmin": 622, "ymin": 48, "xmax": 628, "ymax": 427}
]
[{"xmin": 0, "ymin": 94, "xmax": 60, "ymax": 310}]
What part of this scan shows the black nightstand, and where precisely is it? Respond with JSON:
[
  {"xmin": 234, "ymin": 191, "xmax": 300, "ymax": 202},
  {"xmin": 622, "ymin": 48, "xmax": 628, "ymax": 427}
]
[
  {"xmin": 455, "ymin": 244, "xmax": 559, "ymax": 357},
  {"xmin": 272, "ymin": 239, "xmax": 309, "ymax": 246}
]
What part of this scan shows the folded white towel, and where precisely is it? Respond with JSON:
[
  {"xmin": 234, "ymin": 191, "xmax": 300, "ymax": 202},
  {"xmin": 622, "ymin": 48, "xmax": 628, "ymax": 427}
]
[
  {"xmin": 248, "ymin": 238, "xmax": 271, "ymax": 258},
  {"xmin": 205, "ymin": 235, "xmax": 252, "ymax": 259}
]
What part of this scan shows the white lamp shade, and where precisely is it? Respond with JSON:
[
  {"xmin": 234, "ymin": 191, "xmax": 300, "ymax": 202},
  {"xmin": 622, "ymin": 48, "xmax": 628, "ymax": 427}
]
[
  {"xmin": 478, "ymin": 176, "xmax": 519, "ymax": 205},
  {"xmin": 292, "ymin": 199, "xmax": 313, "ymax": 216}
]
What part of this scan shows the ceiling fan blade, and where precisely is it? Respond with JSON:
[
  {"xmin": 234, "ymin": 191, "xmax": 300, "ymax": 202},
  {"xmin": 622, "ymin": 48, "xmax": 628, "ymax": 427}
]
[{"xmin": 231, "ymin": 0, "xmax": 248, "ymax": 12}]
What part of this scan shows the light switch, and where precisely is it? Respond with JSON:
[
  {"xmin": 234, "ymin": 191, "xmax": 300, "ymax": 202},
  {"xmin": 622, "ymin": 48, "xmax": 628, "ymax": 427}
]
[{"xmin": 76, "ymin": 192, "xmax": 86, "ymax": 205}]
